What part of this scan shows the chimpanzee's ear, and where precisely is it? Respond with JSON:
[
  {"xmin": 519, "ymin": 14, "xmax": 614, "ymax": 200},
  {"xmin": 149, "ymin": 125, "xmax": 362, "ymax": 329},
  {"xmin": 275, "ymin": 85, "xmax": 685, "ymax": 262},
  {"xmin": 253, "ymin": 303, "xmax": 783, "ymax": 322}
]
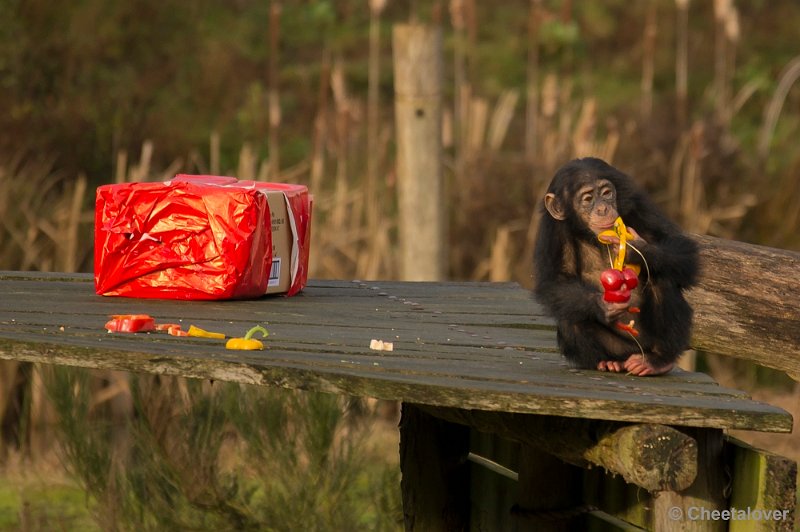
[{"xmin": 544, "ymin": 193, "xmax": 567, "ymax": 221}]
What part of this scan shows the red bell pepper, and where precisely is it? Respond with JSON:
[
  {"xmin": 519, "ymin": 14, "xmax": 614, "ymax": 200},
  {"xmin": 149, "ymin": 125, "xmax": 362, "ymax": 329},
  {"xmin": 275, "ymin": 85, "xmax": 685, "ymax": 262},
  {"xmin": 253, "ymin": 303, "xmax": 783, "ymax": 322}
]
[
  {"xmin": 600, "ymin": 269, "xmax": 625, "ymax": 291},
  {"xmin": 603, "ymin": 289, "xmax": 631, "ymax": 303},
  {"xmin": 621, "ymin": 267, "xmax": 639, "ymax": 289},
  {"xmin": 105, "ymin": 314, "xmax": 156, "ymax": 333}
]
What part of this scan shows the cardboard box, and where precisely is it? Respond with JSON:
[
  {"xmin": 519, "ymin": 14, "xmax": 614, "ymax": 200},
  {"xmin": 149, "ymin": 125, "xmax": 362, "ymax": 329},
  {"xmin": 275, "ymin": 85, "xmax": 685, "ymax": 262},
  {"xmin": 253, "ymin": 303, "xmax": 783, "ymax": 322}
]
[
  {"xmin": 265, "ymin": 190, "xmax": 291, "ymax": 294},
  {"xmin": 94, "ymin": 175, "xmax": 311, "ymax": 300}
]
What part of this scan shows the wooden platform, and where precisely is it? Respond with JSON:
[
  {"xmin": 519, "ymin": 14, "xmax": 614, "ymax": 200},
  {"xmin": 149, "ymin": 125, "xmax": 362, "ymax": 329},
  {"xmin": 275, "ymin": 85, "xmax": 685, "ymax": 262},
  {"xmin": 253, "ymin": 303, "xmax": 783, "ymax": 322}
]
[
  {"xmin": 0, "ymin": 271, "xmax": 790, "ymax": 433},
  {"xmin": 0, "ymin": 271, "xmax": 795, "ymax": 530}
]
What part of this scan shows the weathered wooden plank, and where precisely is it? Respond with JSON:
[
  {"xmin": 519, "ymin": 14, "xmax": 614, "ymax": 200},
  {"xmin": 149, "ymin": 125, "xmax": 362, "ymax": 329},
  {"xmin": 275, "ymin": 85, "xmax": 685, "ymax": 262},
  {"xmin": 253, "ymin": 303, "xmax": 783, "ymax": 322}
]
[
  {"xmin": 727, "ymin": 437, "xmax": 796, "ymax": 532},
  {"xmin": 0, "ymin": 337, "xmax": 790, "ymax": 433},
  {"xmin": 0, "ymin": 322, "xmax": 764, "ymax": 407},
  {"xmin": 0, "ymin": 273, "xmax": 792, "ymax": 433},
  {"xmin": 0, "ymin": 320, "xmax": 753, "ymax": 398}
]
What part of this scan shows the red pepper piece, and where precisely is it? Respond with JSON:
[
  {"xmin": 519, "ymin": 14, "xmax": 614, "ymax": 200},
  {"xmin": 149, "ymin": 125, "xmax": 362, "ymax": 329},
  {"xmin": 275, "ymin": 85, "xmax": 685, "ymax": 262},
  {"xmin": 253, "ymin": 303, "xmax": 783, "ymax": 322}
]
[
  {"xmin": 168, "ymin": 326, "xmax": 188, "ymax": 337},
  {"xmin": 615, "ymin": 321, "xmax": 640, "ymax": 337},
  {"xmin": 105, "ymin": 314, "xmax": 156, "ymax": 333},
  {"xmin": 155, "ymin": 323, "xmax": 188, "ymax": 336},
  {"xmin": 600, "ymin": 269, "xmax": 625, "ymax": 291},
  {"xmin": 622, "ymin": 268, "xmax": 639, "ymax": 290},
  {"xmin": 603, "ymin": 289, "xmax": 631, "ymax": 303}
]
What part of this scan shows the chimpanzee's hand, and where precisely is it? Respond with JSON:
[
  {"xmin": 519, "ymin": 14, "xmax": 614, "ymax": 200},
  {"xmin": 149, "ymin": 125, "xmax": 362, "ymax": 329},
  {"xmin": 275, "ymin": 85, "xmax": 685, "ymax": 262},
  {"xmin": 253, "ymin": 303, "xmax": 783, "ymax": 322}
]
[
  {"xmin": 596, "ymin": 295, "xmax": 629, "ymax": 324},
  {"xmin": 626, "ymin": 226, "xmax": 648, "ymax": 246},
  {"xmin": 619, "ymin": 226, "xmax": 649, "ymax": 267},
  {"xmin": 601, "ymin": 226, "xmax": 649, "ymax": 258}
]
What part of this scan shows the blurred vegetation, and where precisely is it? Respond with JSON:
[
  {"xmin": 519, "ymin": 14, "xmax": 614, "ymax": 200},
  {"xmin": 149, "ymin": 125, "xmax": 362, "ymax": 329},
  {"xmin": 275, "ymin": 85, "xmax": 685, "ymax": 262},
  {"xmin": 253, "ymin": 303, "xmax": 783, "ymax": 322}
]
[
  {"xmin": 0, "ymin": 477, "xmax": 97, "ymax": 531},
  {"xmin": 2, "ymin": 0, "xmax": 800, "ymax": 527},
  {"xmin": 43, "ymin": 368, "xmax": 402, "ymax": 531}
]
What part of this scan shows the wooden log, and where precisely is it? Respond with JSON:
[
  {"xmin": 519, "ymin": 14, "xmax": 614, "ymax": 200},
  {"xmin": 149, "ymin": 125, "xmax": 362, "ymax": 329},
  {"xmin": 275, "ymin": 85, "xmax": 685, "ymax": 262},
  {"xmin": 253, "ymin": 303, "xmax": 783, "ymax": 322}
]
[
  {"xmin": 688, "ymin": 234, "xmax": 800, "ymax": 379},
  {"xmin": 727, "ymin": 437, "xmax": 796, "ymax": 532},
  {"xmin": 399, "ymin": 403, "xmax": 470, "ymax": 531},
  {"xmin": 420, "ymin": 406, "xmax": 697, "ymax": 492},
  {"xmin": 652, "ymin": 428, "xmax": 726, "ymax": 531},
  {"xmin": 392, "ymin": 24, "xmax": 446, "ymax": 281}
]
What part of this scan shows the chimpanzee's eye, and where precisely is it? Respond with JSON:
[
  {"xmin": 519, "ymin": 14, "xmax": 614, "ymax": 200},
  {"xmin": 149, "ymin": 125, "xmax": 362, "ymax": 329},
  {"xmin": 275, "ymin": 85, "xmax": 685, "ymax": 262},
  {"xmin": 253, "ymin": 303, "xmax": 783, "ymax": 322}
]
[
  {"xmin": 601, "ymin": 187, "xmax": 614, "ymax": 199},
  {"xmin": 581, "ymin": 193, "xmax": 593, "ymax": 205}
]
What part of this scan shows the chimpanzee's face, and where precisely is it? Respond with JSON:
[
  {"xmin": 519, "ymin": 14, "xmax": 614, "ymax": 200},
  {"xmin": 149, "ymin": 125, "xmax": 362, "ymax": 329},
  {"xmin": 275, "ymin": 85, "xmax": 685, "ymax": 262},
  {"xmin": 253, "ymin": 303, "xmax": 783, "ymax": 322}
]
[{"xmin": 573, "ymin": 178, "xmax": 618, "ymax": 235}]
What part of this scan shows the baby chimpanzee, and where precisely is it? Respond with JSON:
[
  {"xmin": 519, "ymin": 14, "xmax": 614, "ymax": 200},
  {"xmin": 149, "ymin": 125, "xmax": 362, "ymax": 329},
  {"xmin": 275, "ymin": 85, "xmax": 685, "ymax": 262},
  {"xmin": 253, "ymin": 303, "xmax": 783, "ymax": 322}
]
[{"xmin": 533, "ymin": 158, "xmax": 699, "ymax": 376}]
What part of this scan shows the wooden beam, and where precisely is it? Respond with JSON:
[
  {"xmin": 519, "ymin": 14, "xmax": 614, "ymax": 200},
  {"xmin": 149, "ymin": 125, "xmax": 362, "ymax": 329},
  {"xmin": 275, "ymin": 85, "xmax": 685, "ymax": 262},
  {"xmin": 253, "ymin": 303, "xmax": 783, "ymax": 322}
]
[
  {"xmin": 689, "ymin": 234, "xmax": 800, "ymax": 379},
  {"xmin": 420, "ymin": 406, "xmax": 697, "ymax": 492}
]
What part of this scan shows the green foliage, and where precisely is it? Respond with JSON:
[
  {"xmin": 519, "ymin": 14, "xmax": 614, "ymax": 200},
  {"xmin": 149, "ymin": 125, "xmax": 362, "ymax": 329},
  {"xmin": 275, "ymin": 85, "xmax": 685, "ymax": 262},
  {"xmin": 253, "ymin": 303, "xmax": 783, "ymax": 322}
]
[
  {"xmin": 0, "ymin": 479, "xmax": 98, "ymax": 531},
  {"xmin": 42, "ymin": 367, "xmax": 114, "ymax": 499},
  {"xmin": 3, "ymin": 0, "xmax": 800, "ymax": 200},
  {"xmin": 43, "ymin": 368, "xmax": 402, "ymax": 531},
  {"xmin": 540, "ymin": 19, "xmax": 580, "ymax": 51}
]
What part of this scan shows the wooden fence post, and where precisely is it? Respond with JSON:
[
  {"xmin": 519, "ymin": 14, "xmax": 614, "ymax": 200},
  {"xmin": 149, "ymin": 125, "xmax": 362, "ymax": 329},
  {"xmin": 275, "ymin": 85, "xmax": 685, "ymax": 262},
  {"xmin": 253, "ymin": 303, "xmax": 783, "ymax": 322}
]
[
  {"xmin": 392, "ymin": 24, "xmax": 446, "ymax": 281},
  {"xmin": 400, "ymin": 403, "xmax": 470, "ymax": 531}
]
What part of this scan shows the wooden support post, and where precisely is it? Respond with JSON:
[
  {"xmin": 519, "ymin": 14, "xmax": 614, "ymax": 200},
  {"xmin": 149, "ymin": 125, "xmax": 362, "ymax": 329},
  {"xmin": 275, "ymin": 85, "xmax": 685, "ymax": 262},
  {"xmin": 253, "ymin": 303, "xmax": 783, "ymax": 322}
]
[
  {"xmin": 399, "ymin": 403, "xmax": 470, "ymax": 531},
  {"xmin": 653, "ymin": 428, "xmax": 726, "ymax": 531},
  {"xmin": 392, "ymin": 24, "xmax": 446, "ymax": 281},
  {"xmin": 267, "ymin": 2, "xmax": 281, "ymax": 178}
]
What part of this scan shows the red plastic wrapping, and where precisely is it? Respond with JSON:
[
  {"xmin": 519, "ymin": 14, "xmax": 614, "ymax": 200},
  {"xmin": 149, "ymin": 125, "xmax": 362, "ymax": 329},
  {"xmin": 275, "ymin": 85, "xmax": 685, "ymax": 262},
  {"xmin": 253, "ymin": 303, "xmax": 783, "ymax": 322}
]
[{"xmin": 94, "ymin": 175, "xmax": 312, "ymax": 300}]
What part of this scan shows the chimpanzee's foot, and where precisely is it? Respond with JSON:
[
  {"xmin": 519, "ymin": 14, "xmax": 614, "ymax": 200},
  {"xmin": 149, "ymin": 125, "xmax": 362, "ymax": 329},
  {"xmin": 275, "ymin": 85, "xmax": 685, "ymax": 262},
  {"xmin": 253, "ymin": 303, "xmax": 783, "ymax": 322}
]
[
  {"xmin": 597, "ymin": 360, "xmax": 625, "ymax": 372},
  {"xmin": 623, "ymin": 354, "xmax": 674, "ymax": 376}
]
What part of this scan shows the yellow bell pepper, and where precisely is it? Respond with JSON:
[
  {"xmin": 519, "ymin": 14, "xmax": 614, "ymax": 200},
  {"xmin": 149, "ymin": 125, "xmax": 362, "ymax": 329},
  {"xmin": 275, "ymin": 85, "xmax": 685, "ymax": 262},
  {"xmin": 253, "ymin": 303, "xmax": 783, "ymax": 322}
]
[
  {"xmin": 187, "ymin": 325, "xmax": 226, "ymax": 339},
  {"xmin": 226, "ymin": 325, "xmax": 269, "ymax": 351},
  {"xmin": 598, "ymin": 216, "xmax": 640, "ymax": 274},
  {"xmin": 598, "ymin": 217, "xmax": 630, "ymax": 269}
]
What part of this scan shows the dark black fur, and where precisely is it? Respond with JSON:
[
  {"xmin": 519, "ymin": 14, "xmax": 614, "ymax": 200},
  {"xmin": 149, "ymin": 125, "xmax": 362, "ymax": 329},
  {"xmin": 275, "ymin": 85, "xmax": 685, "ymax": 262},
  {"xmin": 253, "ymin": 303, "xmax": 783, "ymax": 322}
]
[{"xmin": 533, "ymin": 157, "xmax": 699, "ymax": 370}]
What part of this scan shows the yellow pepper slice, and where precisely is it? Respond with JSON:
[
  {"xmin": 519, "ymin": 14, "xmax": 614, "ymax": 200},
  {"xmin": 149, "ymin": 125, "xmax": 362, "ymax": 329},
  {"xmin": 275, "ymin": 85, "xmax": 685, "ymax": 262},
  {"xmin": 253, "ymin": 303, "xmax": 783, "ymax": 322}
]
[
  {"xmin": 187, "ymin": 325, "xmax": 226, "ymax": 339},
  {"xmin": 598, "ymin": 216, "xmax": 639, "ymax": 272},
  {"xmin": 226, "ymin": 325, "xmax": 269, "ymax": 351}
]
